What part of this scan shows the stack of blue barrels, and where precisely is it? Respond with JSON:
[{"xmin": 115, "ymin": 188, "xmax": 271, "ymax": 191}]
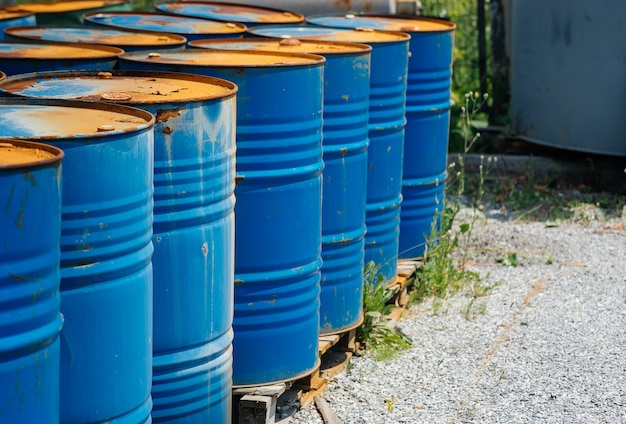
[
  {"xmin": 0, "ymin": 1, "xmax": 455, "ymax": 422},
  {"xmin": 306, "ymin": 13, "xmax": 456, "ymax": 260},
  {"xmin": 247, "ymin": 24, "xmax": 412, "ymax": 283}
]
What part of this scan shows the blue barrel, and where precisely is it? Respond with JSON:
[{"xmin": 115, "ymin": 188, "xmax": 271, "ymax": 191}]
[
  {"xmin": 190, "ymin": 38, "xmax": 371, "ymax": 334},
  {"xmin": 119, "ymin": 49, "xmax": 325, "ymax": 386},
  {"xmin": 4, "ymin": 0, "xmax": 132, "ymax": 25},
  {"xmin": 5, "ymin": 26, "xmax": 187, "ymax": 51},
  {"xmin": 0, "ymin": 140, "xmax": 63, "ymax": 423},
  {"xmin": 83, "ymin": 12, "xmax": 246, "ymax": 42},
  {"xmin": 0, "ymin": 40, "xmax": 122, "ymax": 76},
  {"xmin": 307, "ymin": 14, "xmax": 456, "ymax": 259},
  {"xmin": 0, "ymin": 97, "xmax": 155, "ymax": 423},
  {"xmin": 0, "ymin": 11, "xmax": 36, "ymax": 40},
  {"xmin": 155, "ymin": 2, "xmax": 304, "ymax": 27},
  {"xmin": 0, "ymin": 70, "xmax": 238, "ymax": 423},
  {"xmin": 249, "ymin": 25, "xmax": 410, "ymax": 282}
]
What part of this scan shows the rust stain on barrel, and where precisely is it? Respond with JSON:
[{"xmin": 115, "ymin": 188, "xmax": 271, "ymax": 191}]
[{"xmin": 156, "ymin": 109, "xmax": 182, "ymax": 122}]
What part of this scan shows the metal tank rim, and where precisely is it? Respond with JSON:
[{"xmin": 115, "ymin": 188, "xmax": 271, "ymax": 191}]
[
  {"xmin": 306, "ymin": 13, "xmax": 457, "ymax": 33},
  {"xmin": 246, "ymin": 24, "xmax": 411, "ymax": 45},
  {"xmin": 0, "ymin": 10, "xmax": 36, "ymax": 20},
  {"xmin": 4, "ymin": 25, "xmax": 188, "ymax": 48},
  {"xmin": 187, "ymin": 37, "xmax": 373, "ymax": 56},
  {"xmin": 119, "ymin": 48, "xmax": 326, "ymax": 68},
  {"xmin": 82, "ymin": 11, "xmax": 248, "ymax": 35},
  {"xmin": 0, "ymin": 39, "xmax": 124, "ymax": 60},
  {"xmin": 157, "ymin": 0, "xmax": 305, "ymax": 24},
  {"xmin": 0, "ymin": 97, "xmax": 155, "ymax": 140},
  {"xmin": 0, "ymin": 69, "xmax": 238, "ymax": 105},
  {"xmin": 0, "ymin": 138, "xmax": 64, "ymax": 170},
  {"xmin": 3, "ymin": 0, "xmax": 131, "ymax": 15}
]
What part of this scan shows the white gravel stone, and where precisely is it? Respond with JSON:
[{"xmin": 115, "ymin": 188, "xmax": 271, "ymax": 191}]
[{"xmin": 291, "ymin": 207, "xmax": 626, "ymax": 424}]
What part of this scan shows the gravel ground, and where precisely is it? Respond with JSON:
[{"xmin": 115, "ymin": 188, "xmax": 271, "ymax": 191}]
[{"xmin": 292, "ymin": 203, "xmax": 626, "ymax": 424}]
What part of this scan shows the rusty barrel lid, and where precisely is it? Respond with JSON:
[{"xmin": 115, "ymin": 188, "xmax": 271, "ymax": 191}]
[
  {"xmin": 0, "ymin": 97, "xmax": 154, "ymax": 140},
  {"xmin": 247, "ymin": 23, "xmax": 410, "ymax": 44},
  {"xmin": 156, "ymin": 1, "xmax": 304, "ymax": 24},
  {"xmin": 120, "ymin": 48, "xmax": 325, "ymax": 68},
  {"xmin": 0, "ymin": 139, "xmax": 63, "ymax": 169},
  {"xmin": 188, "ymin": 37, "xmax": 372, "ymax": 56},
  {"xmin": 5, "ymin": 26, "xmax": 187, "ymax": 49},
  {"xmin": 0, "ymin": 70, "xmax": 237, "ymax": 105},
  {"xmin": 4, "ymin": 0, "xmax": 130, "ymax": 14},
  {"xmin": 83, "ymin": 11, "xmax": 246, "ymax": 37},
  {"xmin": 307, "ymin": 13, "xmax": 456, "ymax": 33},
  {"xmin": 0, "ymin": 40, "xmax": 123, "ymax": 60},
  {"xmin": 0, "ymin": 10, "xmax": 35, "ymax": 22}
]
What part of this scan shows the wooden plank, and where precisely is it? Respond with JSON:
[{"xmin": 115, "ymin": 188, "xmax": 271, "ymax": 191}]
[
  {"xmin": 238, "ymin": 394, "xmax": 277, "ymax": 424},
  {"xmin": 320, "ymin": 351, "xmax": 352, "ymax": 381},
  {"xmin": 233, "ymin": 384, "xmax": 286, "ymax": 397},
  {"xmin": 292, "ymin": 363, "xmax": 325, "ymax": 391},
  {"xmin": 314, "ymin": 395, "xmax": 344, "ymax": 424},
  {"xmin": 333, "ymin": 328, "xmax": 356, "ymax": 353},
  {"xmin": 318, "ymin": 334, "xmax": 341, "ymax": 356},
  {"xmin": 299, "ymin": 351, "xmax": 352, "ymax": 408}
]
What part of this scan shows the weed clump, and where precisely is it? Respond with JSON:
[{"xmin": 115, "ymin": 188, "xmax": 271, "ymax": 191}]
[{"xmin": 357, "ymin": 262, "xmax": 412, "ymax": 361}]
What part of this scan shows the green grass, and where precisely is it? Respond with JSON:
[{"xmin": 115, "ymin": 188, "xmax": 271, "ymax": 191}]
[{"xmin": 357, "ymin": 262, "xmax": 413, "ymax": 361}]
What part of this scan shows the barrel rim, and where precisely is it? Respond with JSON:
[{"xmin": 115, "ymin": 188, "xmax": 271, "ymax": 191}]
[
  {"xmin": 0, "ymin": 69, "xmax": 239, "ymax": 105},
  {"xmin": 0, "ymin": 138, "xmax": 64, "ymax": 170},
  {"xmin": 188, "ymin": 37, "xmax": 373, "ymax": 55},
  {"xmin": 246, "ymin": 24, "xmax": 412, "ymax": 44},
  {"xmin": 5, "ymin": 0, "xmax": 131, "ymax": 15},
  {"xmin": 0, "ymin": 39, "xmax": 124, "ymax": 60},
  {"xmin": 120, "ymin": 48, "xmax": 327, "ymax": 68},
  {"xmin": 82, "ymin": 11, "xmax": 248, "ymax": 34},
  {"xmin": 0, "ymin": 97, "xmax": 156, "ymax": 141},
  {"xmin": 306, "ymin": 13, "xmax": 457, "ymax": 33},
  {"xmin": 157, "ymin": 0, "xmax": 305, "ymax": 24},
  {"xmin": 4, "ymin": 25, "xmax": 188, "ymax": 47},
  {"xmin": 0, "ymin": 10, "xmax": 35, "ymax": 20}
]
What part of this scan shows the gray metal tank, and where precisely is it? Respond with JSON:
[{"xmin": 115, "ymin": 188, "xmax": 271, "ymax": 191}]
[{"xmin": 510, "ymin": 0, "xmax": 626, "ymax": 156}]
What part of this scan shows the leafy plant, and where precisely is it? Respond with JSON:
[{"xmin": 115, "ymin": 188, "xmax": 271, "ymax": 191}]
[
  {"xmin": 357, "ymin": 262, "xmax": 412, "ymax": 361},
  {"xmin": 410, "ymin": 92, "xmax": 490, "ymax": 306},
  {"xmin": 495, "ymin": 252, "xmax": 519, "ymax": 267}
]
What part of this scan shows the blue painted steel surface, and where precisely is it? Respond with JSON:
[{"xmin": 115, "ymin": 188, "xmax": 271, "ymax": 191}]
[
  {"xmin": 0, "ymin": 41, "xmax": 121, "ymax": 76},
  {"xmin": 307, "ymin": 14, "xmax": 455, "ymax": 259},
  {"xmin": 0, "ymin": 70, "xmax": 238, "ymax": 422},
  {"xmin": 83, "ymin": 12, "xmax": 246, "ymax": 41},
  {"xmin": 0, "ymin": 140, "xmax": 63, "ymax": 423},
  {"xmin": 0, "ymin": 12, "xmax": 36, "ymax": 40},
  {"xmin": 0, "ymin": 97, "xmax": 155, "ymax": 424},
  {"xmin": 189, "ymin": 38, "xmax": 370, "ymax": 334},
  {"xmin": 249, "ymin": 24, "xmax": 410, "ymax": 282},
  {"xmin": 119, "ymin": 49, "xmax": 325, "ymax": 386},
  {"xmin": 4, "ymin": 26, "xmax": 187, "ymax": 51},
  {"xmin": 5, "ymin": 0, "xmax": 132, "ymax": 25},
  {"xmin": 399, "ymin": 171, "xmax": 446, "ymax": 254},
  {"xmin": 155, "ymin": 2, "xmax": 303, "ymax": 26}
]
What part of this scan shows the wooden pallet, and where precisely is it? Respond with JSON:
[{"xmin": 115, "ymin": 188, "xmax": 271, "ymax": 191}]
[
  {"xmin": 387, "ymin": 259, "xmax": 421, "ymax": 307},
  {"xmin": 233, "ymin": 384, "xmax": 287, "ymax": 424},
  {"xmin": 294, "ymin": 329, "xmax": 356, "ymax": 393},
  {"xmin": 234, "ymin": 259, "xmax": 422, "ymax": 423},
  {"xmin": 233, "ymin": 329, "xmax": 357, "ymax": 423}
]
